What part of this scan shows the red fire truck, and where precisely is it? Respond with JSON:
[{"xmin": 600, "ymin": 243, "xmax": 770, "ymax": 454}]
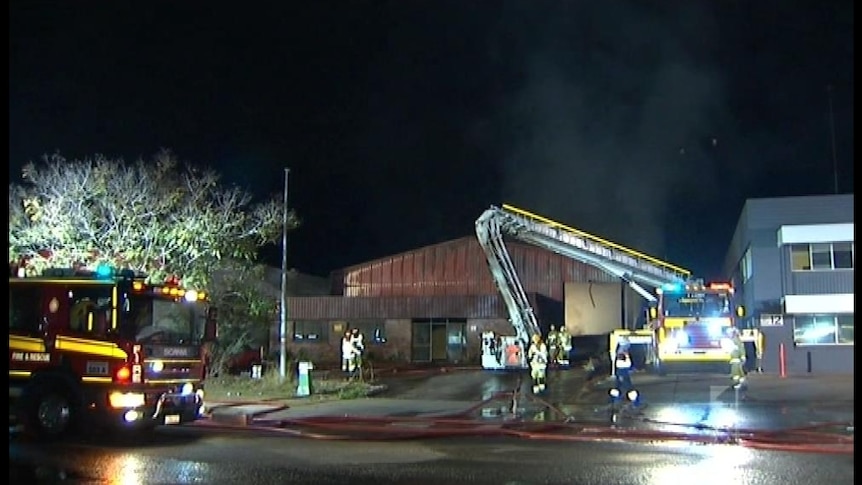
[{"xmin": 9, "ymin": 263, "xmax": 217, "ymax": 439}]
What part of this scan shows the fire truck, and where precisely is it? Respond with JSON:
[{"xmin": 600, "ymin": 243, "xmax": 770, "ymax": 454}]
[
  {"xmin": 642, "ymin": 279, "xmax": 756, "ymax": 374},
  {"xmin": 9, "ymin": 263, "xmax": 216, "ymax": 439},
  {"xmin": 475, "ymin": 204, "xmax": 690, "ymax": 370}
]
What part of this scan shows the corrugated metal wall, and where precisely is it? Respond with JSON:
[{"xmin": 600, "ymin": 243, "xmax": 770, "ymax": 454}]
[
  {"xmin": 286, "ymin": 294, "xmax": 507, "ymax": 320},
  {"xmin": 337, "ymin": 237, "xmax": 620, "ymax": 300}
]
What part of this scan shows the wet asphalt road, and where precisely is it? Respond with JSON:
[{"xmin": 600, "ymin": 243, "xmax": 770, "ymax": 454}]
[
  {"xmin": 10, "ymin": 426, "xmax": 854, "ymax": 485},
  {"xmin": 10, "ymin": 368, "xmax": 855, "ymax": 484},
  {"xmin": 376, "ymin": 367, "xmax": 855, "ymax": 431}
]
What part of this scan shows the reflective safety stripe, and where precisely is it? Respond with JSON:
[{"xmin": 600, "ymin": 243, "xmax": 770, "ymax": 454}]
[
  {"xmin": 730, "ymin": 358, "xmax": 742, "ymax": 363},
  {"xmin": 616, "ymin": 359, "xmax": 632, "ymax": 369}
]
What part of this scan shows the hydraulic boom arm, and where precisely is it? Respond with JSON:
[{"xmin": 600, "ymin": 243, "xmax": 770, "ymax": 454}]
[{"xmin": 476, "ymin": 204, "xmax": 691, "ymax": 348}]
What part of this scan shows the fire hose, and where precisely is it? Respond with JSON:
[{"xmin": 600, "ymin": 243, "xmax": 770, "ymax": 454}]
[{"xmin": 197, "ymin": 379, "xmax": 853, "ymax": 455}]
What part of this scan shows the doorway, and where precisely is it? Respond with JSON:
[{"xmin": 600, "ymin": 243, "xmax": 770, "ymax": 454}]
[{"xmin": 412, "ymin": 318, "xmax": 466, "ymax": 363}]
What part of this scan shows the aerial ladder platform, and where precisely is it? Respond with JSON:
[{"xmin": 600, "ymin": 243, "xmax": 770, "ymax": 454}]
[{"xmin": 476, "ymin": 203, "xmax": 691, "ymax": 370}]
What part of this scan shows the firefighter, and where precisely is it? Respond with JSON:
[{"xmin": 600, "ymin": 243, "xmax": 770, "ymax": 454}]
[
  {"xmin": 614, "ymin": 347, "xmax": 633, "ymax": 394},
  {"xmin": 729, "ymin": 328, "xmax": 747, "ymax": 390},
  {"xmin": 546, "ymin": 325, "xmax": 560, "ymax": 367},
  {"xmin": 527, "ymin": 334, "xmax": 549, "ymax": 394},
  {"xmin": 557, "ymin": 325, "xmax": 571, "ymax": 365},
  {"xmin": 350, "ymin": 328, "xmax": 365, "ymax": 375},
  {"xmin": 341, "ymin": 330, "xmax": 354, "ymax": 373}
]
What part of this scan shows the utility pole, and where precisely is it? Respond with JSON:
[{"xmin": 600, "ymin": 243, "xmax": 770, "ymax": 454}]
[
  {"xmin": 827, "ymin": 84, "xmax": 839, "ymax": 194},
  {"xmin": 279, "ymin": 168, "xmax": 290, "ymax": 380}
]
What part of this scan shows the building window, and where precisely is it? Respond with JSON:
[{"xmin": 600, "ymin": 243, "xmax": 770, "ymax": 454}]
[
  {"xmin": 833, "ymin": 242, "xmax": 854, "ymax": 269},
  {"xmin": 293, "ymin": 321, "xmax": 328, "ymax": 342},
  {"xmin": 790, "ymin": 244, "xmax": 811, "ymax": 271},
  {"xmin": 810, "ymin": 243, "xmax": 832, "ymax": 270},
  {"xmin": 793, "ymin": 314, "xmax": 853, "ymax": 345},
  {"xmin": 740, "ymin": 247, "xmax": 753, "ymax": 283},
  {"xmin": 837, "ymin": 315, "xmax": 854, "ymax": 344},
  {"xmin": 790, "ymin": 242, "xmax": 855, "ymax": 271},
  {"xmin": 348, "ymin": 321, "xmax": 386, "ymax": 344}
]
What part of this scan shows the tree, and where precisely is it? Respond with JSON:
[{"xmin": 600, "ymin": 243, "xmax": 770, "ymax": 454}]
[
  {"xmin": 204, "ymin": 260, "xmax": 280, "ymax": 376},
  {"xmin": 8, "ymin": 149, "xmax": 298, "ymax": 290}
]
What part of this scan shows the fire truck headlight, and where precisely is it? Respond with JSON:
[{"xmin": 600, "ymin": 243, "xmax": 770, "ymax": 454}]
[
  {"xmin": 151, "ymin": 360, "xmax": 165, "ymax": 373},
  {"xmin": 181, "ymin": 382, "xmax": 194, "ymax": 395},
  {"xmin": 123, "ymin": 410, "xmax": 142, "ymax": 422},
  {"xmin": 184, "ymin": 290, "xmax": 199, "ymax": 302},
  {"xmin": 109, "ymin": 391, "xmax": 146, "ymax": 409}
]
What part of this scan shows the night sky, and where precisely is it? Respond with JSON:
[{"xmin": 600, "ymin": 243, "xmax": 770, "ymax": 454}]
[{"xmin": 9, "ymin": 1, "xmax": 854, "ymax": 279}]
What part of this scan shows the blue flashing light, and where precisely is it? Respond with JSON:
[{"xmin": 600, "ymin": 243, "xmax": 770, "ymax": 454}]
[
  {"xmin": 661, "ymin": 282, "xmax": 683, "ymax": 293},
  {"xmin": 94, "ymin": 263, "xmax": 115, "ymax": 279}
]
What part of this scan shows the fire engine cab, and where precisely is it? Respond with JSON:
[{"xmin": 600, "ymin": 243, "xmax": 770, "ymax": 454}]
[{"xmin": 9, "ymin": 263, "xmax": 217, "ymax": 439}]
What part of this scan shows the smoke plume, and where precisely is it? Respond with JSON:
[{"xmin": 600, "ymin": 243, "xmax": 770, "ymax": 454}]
[{"xmin": 493, "ymin": 2, "xmax": 729, "ymax": 260}]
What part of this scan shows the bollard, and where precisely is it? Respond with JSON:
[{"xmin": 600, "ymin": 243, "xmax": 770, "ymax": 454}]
[
  {"xmin": 778, "ymin": 343, "xmax": 786, "ymax": 378},
  {"xmin": 296, "ymin": 361, "xmax": 314, "ymax": 397}
]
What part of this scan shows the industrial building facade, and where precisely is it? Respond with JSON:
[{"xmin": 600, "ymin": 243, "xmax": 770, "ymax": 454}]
[
  {"xmin": 284, "ymin": 237, "xmax": 645, "ymax": 366},
  {"xmin": 723, "ymin": 194, "xmax": 854, "ymax": 375}
]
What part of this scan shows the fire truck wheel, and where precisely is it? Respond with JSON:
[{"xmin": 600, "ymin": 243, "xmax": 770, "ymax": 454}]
[{"xmin": 22, "ymin": 383, "xmax": 77, "ymax": 440}]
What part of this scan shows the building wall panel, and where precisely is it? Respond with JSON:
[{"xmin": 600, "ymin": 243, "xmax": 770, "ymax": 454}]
[
  {"xmin": 747, "ymin": 194, "xmax": 854, "ymax": 229},
  {"xmin": 790, "ymin": 271, "xmax": 855, "ymax": 295},
  {"xmin": 286, "ymin": 294, "xmax": 508, "ymax": 320}
]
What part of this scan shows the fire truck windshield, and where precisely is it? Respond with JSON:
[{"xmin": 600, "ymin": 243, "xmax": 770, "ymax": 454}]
[
  {"xmin": 119, "ymin": 293, "xmax": 204, "ymax": 345},
  {"xmin": 661, "ymin": 292, "xmax": 732, "ymax": 318}
]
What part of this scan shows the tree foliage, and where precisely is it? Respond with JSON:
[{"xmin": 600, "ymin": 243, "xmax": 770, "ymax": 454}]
[
  {"xmin": 8, "ymin": 150, "xmax": 298, "ymax": 290},
  {"xmin": 205, "ymin": 260, "xmax": 279, "ymax": 376}
]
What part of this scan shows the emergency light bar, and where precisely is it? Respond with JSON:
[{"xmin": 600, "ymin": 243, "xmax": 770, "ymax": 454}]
[
  {"xmin": 13, "ymin": 263, "xmax": 207, "ymax": 301},
  {"xmin": 657, "ymin": 280, "xmax": 734, "ymax": 295},
  {"xmin": 130, "ymin": 280, "xmax": 207, "ymax": 302}
]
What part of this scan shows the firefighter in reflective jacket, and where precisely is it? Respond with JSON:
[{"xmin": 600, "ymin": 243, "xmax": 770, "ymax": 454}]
[
  {"xmin": 729, "ymin": 329, "xmax": 747, "ymax": 389},
  {"xmin": 350, "ymin": 328, "xmax": 365, "ymax": 374},
  {"xmin": 614, "ymin": 348, "xmax": 633, "ymax": 393},
  {"xmin": 341, "ymin": 331, "xmax": 354, "ymax": 373},
  {"xmin": 527, "ymin": 334, "xmax": 549, "ymax": 394}
]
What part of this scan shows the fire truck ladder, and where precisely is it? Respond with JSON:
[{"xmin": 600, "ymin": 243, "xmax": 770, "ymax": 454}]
[{"xmin": 476, "ymin": 204, "xmax": 691, "ymax": 345}]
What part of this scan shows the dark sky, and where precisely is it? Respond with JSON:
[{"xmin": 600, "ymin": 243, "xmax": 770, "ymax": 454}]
[{"xmin": 9, "ymin": 1, "xmax": 854, "ymax": 279}]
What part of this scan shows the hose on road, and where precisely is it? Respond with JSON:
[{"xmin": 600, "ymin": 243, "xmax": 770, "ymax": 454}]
[{"xmin": 197, "ymin": 382, "xmax": 853, "ymax": 455}]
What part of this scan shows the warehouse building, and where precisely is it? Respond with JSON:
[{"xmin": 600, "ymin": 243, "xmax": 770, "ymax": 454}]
[
  {"xmin": 284, "ymin": 236, "xmax": 647, "ymax": 367},
  {"xmin": 723, "ymin": 194, "xmax": 854, "ymax": 375}
]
